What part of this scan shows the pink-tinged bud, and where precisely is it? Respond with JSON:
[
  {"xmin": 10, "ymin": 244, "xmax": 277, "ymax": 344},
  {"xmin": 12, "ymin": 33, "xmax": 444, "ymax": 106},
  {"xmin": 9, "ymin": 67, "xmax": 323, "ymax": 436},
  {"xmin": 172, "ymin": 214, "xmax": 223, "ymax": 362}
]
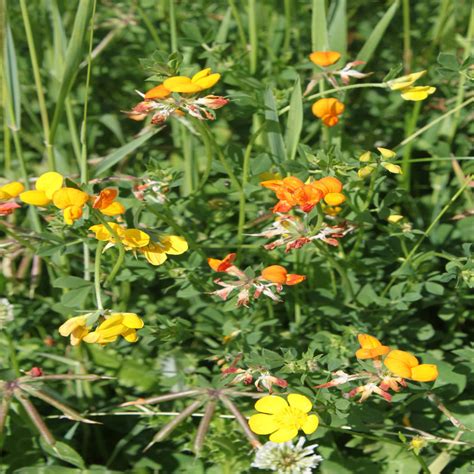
[
  {"xmin": 274, "ymin": 377, "xmax": 288, "ymax": 388},
  {"xmin": 196, "ymin": 95, "xmax": 229, "ymax": 109},
  {"xmin": 151, "ymin": 112, "xmax": 168, "ymax": 124},
  {"xmin": 29, "ymin": 367, "xmax": 43, "ymax": 377},
  {"xmin": 0, "ymin": 202, "xmax": 21, "ymax": 215},
  {"xmin": 243, "ymin": 373, "xmax": 253, "ymax": 385}
]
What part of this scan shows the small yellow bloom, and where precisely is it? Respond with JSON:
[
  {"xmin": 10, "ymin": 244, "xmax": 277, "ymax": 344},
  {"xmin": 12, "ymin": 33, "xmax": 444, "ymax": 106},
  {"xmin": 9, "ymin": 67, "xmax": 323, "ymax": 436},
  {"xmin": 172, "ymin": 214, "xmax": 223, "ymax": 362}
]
[
  {"xmin": 92, "ymin": 188, "xmax": 125, "ymax": 216},
  {"xmin": 58, "ymin": 315, "xmax": 90, "ymax": 346},
  {"xmin": 381, "ymin": 162, "xmax": 403, "ymax": 174},
  {"xmin": 89, "ymin": 223, "xmax": 149, "ymax": 249},
  {"xmin": 376, "ymin": 147, "xmax": 396, "ymax": 160},
  {"xmin": 163, "ymin": 68, "xmax": 221, "ymax": 94},
  {"xmin": 388, "ymin": 214, "xmax": 403, "ymax": 223},
  {"xmin": 387, "ymin": 70, "xmax": 426, "ymax": 90},
  {"xmin": 400, "ymin": 86, "xmax": 436, "ymax": 101},
  {"xmin": 248, "ymin": 394, "xmax": 319, "ymax": 443},
  {"xmin": 0, "ymin": 181, "xmax": 25, "ymax": 200},
  {"xmin": 53, "ymin": 187, "xmax": 89, "ymax": 224},
  {"xmin": 324, "ymin": 192, "xmax": 346, "ymax": 206},
  {"xmin": 82, "ymin": 313, "xmax": 144, "ymax": 345},
  {"xmin": 358, "ymin": 165, "xmax": 376, "ymax": 178},
  {"xmin": 384, "ymin": 350, "xmax": 438, "ymax": 382},
  {"xmin": 20, "ymin": 171, "xmax": 64, "ymax": 207},
  {"xmin": 359, "ymin": 151, "xmax": 372, "ymax": 163},
  {"xmin": 139, "ymin": 235, "xmax": 189, "ymax": 266}
]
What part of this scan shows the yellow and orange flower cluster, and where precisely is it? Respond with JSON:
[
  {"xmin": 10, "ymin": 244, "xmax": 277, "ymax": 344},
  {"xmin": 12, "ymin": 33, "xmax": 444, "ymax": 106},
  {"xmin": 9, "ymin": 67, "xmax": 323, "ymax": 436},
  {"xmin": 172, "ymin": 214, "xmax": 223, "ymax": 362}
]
[
  {"xmin": 260, "ymin": 176, "xmax": 345, "ymax": 213},
  {"xmin": 59, "ymin": 312, "xmax": 144, "ymax": 346},
  {"xmin": 129, "ymin": 68, "xmax": 228, "ymax": 124},
  {"xmin": 0, "ymin": 181, "xmax": 24, "ymax": 215},
  {"xmin": 89, "ymin": 223, "xmax": 188, "ymax": 266},
  {"xmin": 18, "ymin": 172, "xmax": 125, "ymax": 225}
]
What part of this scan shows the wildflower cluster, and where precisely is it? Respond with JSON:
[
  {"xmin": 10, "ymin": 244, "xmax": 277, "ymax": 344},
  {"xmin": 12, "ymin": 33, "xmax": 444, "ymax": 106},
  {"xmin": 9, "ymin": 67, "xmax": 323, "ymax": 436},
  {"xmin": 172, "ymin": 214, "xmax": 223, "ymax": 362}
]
[{"xmin": 128, "ymin": 68, "xmax": 228, "ymax": 124}]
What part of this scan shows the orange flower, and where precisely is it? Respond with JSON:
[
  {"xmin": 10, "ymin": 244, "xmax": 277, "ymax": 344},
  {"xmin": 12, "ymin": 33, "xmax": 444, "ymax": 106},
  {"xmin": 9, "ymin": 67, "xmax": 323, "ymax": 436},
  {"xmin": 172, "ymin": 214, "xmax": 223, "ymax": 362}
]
[
  {"xmin": 208, "ymin": 253, "xmax": 236, "ymax": 272},
  {"xmin": 312, "ymin": 98, "xmax": 344, "ymax": 127},
  {"xmin": 293, "ymin": 185, "xmax": 323, "ymax": 212},
  {"xmin": 144, "ymin": 84, "xmax": 172, "ymax": 100},
  {"xmin": 309, "ymin": 51, "xmax": 341, "ymax": 67},
  {"xmin": 384, "ymin": 350, "xmax": 438, "ymax": 382},
  {"xmin": 261, "ymin": 265, "xmax": 305, "ymax": 286},
  {"xmin": 355, "ymin": 334, "xmax": 390, "ymax": 359},
  {"xmin": 92, "ymin": 188, "xmax": 125, "ymax": 216}
]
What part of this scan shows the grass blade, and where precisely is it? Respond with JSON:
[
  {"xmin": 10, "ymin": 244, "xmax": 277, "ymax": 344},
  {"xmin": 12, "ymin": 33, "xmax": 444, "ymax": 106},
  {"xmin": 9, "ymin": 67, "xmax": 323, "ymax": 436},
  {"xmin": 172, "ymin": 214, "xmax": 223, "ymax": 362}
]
[
  {"xmin": 328, "ymin": 0, "xmax": 347, "ymax": 58},
  {"xmin": 311, "ymin": 0, "xmax": 329, "ymax": 51},
  {"xmin": 4, "ymin": 23, "xmax": 21, "ymax": 129},
  {"xmin": 49, "ymin": 0, "xmax": 93, "ymax": 143},
  {"xmin": 285, "ymin": 76, "xmax": 303, "ymax": 161},
  {"xmin": 356, "ymin": 0, "xmax": 400, "ymax": 68},
  {"xmin": 264, "ymin": 86, "xmax": 287, "ymax": 165},
  {"xmin": 94, "ymin": 128, "xmax": 161, "ymax": 176}
]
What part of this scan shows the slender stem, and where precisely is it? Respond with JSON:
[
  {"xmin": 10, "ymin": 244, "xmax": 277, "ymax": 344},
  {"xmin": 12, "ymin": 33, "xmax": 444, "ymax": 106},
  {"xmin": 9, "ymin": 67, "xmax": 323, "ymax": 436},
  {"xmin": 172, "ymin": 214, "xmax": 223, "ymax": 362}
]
[
  {"xmin": 7, "ymin": 336, "xmax": 20, "ymax": 377},
  {"xmin": 402, "ymin": 0, "xmax": 412, "ymax": 73},
  {"xmin": 401, "ymin": 101, "xmax": 421, "ymax": 191},
  {"xmin": 228, "ymin": 0, "xmax": 247, "ymax": 51},
  {"xmin": 381, "ymin": 178, "xmax": 471, "ymax": 297},
  {"xmin": 283, "ymin": 0, "xmax": 292, "ymax": 54},
  {"xmin": 248, "ymin": 0, "xmax": 257, "ymax": 75},
  {"xmin": 279, "ymin": 83, "xmax": 387, "ymax": 114},
  {"xmin": 94, "ymin": 241, "xmax": 105, "ymax": 310},
  {"xmin": 168, "ymin": 0, "xmax": 177, "ymax": 52},
  {"xmin": 19, "ymin": 0, "xmax": 55, "ymax": 170}
]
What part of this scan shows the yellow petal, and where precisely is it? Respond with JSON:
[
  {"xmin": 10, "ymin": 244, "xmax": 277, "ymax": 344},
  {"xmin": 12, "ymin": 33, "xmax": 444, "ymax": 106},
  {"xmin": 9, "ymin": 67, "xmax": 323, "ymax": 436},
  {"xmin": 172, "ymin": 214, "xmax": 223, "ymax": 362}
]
[
  {"xmin": 400, "ymin": 86, "xmax": 436, "ymax": 101},
  {"xmin": 163, "ymin": 76, "xmax": 202, "ymax": 93},
  {"xmin": 0, "ymin": 181, "xmax": 25, "ymax": 199},
  {"xmin": 70, "ymin": 326, "xmax": 89, "ymax": 346},
  {"xmin": 248, "ymin": 414, "xmax": 279, "ymax": 435},
  {"xmin": 324, "ymin": 192, "xmax": 346, "ymax": 206},
  {"xmin": 255, "ymin": 395, "xmax": 288, "ymax": 414},
  {"xmin": 387, "ymin": 70, "xmax": 426, "ymax": 90},
  {"xmin": 122, "ymin": 229, "xmax": 150, "ymax": 248},
  {"xmin": 97, "ymin": 314, "xmax": 123, "ymax": 330},
  {"xmin": 388, "ymin": 214, "xmax": 403, "ymax": 223},
  {"xmin": 36, "ymin": 172, "xmax": 63, "ymax": 198},
  {"xmin": 287, "ymin": 393, "xmax": 312, "ymax": 413},
  {"xmin": 162, "ymin": 235, "xmax": 188, "ymax": 255},
  {"xmin": 193, "ymin": 73, "xmax": 220, "ymax": 90},
  {"xmin": 53, "ymin": 188, "xmax": 89, "ymax": 209},
  {"xmin": 122, "ymin": 328, "xmax": 138, "ymax": 343},
  {"xmin": 191, "ymin": 68, "xmax": 211, "ymax": 82},
  {"xmin": 384, "ymin": 350, "xmax": 419, "ymax": 378},
  {"xmin": 377, "ymin": 147, "xmax": 396, "ymax": 159},
  {"xmin": 120, "ymin": 313, "xmax": 144, "ymax": 329},
  {"xmin": 140, "ymin": 243, "xmax": 168, "ymax": 266},
  {"xmin": 20, "ymin": 190, "xmax": 50, "ymax": 206},
  {"xmin": 358, "ymin": 165, "xmax": 376, "ymax": 178},
  {"xmin": 301, "ymin": 414, "xmax": 319, "ymax": 434},
  {"xmin": 63, "ymin": 205, "xmax": 83, "ymax": 225},
  {"xmin": 358, "ymin": 334, "xmax": 382, "ymax": 349},
  {"xmin": 382, "ymin": 162, "xmax": 403, "ymax": 174},
  {"xmin": 82, "ymin": 331, "xmax": 100, "ymax": 344},
  {"xmin": 58, "ymin": 316, "xmax": 87, "ymax": 337},
  {"xmin": 269, "ymin": 427, "xmax": 298, "ymax": 443},
  {"xmin": 97, "ymin": 324, "xmax": 127, "ymax": 339},
  {"xmin": 100, "ymin": 201, "xmax": 125, "ymax": 216},
  {"xmin": 359, "ymin": 151, "xmax": 371, "ymax": 163},
  {"xmin": 411, "ymin": 364, "xmax": 438, "ymax": 382}
]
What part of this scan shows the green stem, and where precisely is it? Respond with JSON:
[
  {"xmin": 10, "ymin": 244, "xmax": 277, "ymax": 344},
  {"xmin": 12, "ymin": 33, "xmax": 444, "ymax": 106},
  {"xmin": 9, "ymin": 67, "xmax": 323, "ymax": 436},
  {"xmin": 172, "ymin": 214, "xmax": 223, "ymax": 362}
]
[
  {"xmin": 168, "ymin": 0, "xmax": 177, "ymax": 52},
  {"xmin": 8, "ymin": 336, "xmax": 20, "ymax": 377},
  {"xmin": 94, "ymin": 240, "xmax": 105, "ymax": 310},
  {"xmin": 401, "ymin": 101, "xmax": 421, "ymax": 191},
  {"xmin": 248, "ymin": 0, "xmax": 257, "ymax": 75},
  {"xmin": 283, "ymin": 0, "xmax": 292, "ymax": 54},
  {"xmin": 19, "ymin": 0, "xmax": 55, "ymax": 170},
  {"xmin": 381, "ymin": 178, "xmax": 471, "ymax": 297},
  {"xmin": 402, "ymin": 0, "xmax": 411, "ymax": 73},
  {"xmin": 228, "ymin": 0, "xmax": 247, "ymax": 51}
]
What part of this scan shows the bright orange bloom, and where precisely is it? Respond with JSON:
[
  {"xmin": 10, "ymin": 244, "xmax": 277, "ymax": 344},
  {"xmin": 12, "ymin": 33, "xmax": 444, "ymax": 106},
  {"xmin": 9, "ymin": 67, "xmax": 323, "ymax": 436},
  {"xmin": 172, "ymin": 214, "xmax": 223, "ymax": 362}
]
[
  {"xmin": 355, "ymin": 334, "xmax": 390, "ymax": 359},
  {"xmin": 261, "ymin": 265, "xmax": 305, "ymax": 286},
  {"xmin": 309, "ymin": 51, "xmax": 341, "ymax": 67},
  {"xmin": 208, "ymin": 253, "xmax": 236, "ymax": 272},
  {"xmin": 93, "ymin": 188, "xmax": 125, "ymax": 216},
  {"xmin": 144, "ymin": 84, "xmax": 172, "ymax": 100},
  {"xmin": 384, "ymin": 350, "xmax": 438, "ymax": 382},
  {"xmin": 312, "ymin": 98, "xmax": 345, "ymax": 127},
  {"xmin": 293, "ymin": 185, "xmax": 323, "ymax": 212}
]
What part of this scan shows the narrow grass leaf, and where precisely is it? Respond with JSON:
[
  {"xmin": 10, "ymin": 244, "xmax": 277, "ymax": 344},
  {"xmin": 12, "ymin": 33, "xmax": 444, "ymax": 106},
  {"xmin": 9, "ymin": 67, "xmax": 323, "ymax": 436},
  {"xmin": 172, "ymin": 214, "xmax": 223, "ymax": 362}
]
[
  {"xmin": 328, "ymin": 0, "xmax": 347, "ymax": 58},
  {"xmin": 311, "ymin": 0, "xmax": 329, "ymax": 51},
  {"xmin": 285, "ymin": 76, "xmax": 303, "ymax": 161},
  {"xmin": 356, "ymin": 0, "xmax": 400, "ymax": 69},
  {"xmin": 264, "ymin": 87, "xmax": 287, "ymax": 164},
  {"xmin": 4, "ymin": 24, "xmax": 21, "ymax": 129}
]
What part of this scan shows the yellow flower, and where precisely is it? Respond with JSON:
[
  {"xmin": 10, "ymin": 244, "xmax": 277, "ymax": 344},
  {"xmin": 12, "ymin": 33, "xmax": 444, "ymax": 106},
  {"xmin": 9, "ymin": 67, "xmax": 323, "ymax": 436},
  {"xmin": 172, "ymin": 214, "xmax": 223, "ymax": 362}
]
[
  {"xmin": 82, "ymin": 313, "xmax": 144, "ymax": 345},
  {"xmin": 248, "ymin": 394, "xmax": 319, "ymax": 443},
  {"xmin": 359, "ymin": 151, "xmax": 372, "ymax": 163},
  {"xmin": 388, "ymin": 214, "xmax": 403, "ymax": 223},
  {"xmin": 89, "ymin": 224, "xmax": 150, "ymax": 249},
  {"xmin": 139, "ymin": 235, "xmax": 189, "ymax": 266},
  {"xmin": 358, "ymin": 165, "xmax": 376, "ymax": 178},
  {"xmin": 381, "ymin": 162, "xmax": 403, "ymax": 174},
  {"xmin": 376, "ymin": 148, "xmax": 396, "ymax": 160},
  {"xmin": 387, "ymin": 70, "xmax": 427, "ymax": 90},
  {"xmin": 92, "ymin": 188, "xmax": 125, "ymax": 216},
  {"xmin": 0, "ymin": 181, "xmax": 25, "ymax": 200},
  {"xmin": 58, "ymin": 315, "xmax": 90, "ymax": 346},
  {"xmin": 163, "ymin": 68, "xmax": 221, "ymax": 94},
  {"xmin": 384, "ymin": 350, "xmax": 438, "ymax": 382},
  {"xmin": 400, "ymin": 86, "xmax": 436, "ymax": 101},
  {"xmin": 20, "ymin": 172, "xmax": 63, "ymax": 206},
  {"xmin": 53, "ymin": 187, "xmax": 89, "ymax": 225}
]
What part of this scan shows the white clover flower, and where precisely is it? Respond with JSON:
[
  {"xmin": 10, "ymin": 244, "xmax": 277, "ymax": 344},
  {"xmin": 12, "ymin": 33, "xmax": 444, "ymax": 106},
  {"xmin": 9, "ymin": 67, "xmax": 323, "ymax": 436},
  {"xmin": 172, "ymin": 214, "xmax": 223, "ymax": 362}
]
[
  {"xmin": 252, "ymin": 437, "xmax": 323, "ymax": 474},
  {"xmin": 0, "ymin": 298, "xmax": 14, "ymax": 329}
]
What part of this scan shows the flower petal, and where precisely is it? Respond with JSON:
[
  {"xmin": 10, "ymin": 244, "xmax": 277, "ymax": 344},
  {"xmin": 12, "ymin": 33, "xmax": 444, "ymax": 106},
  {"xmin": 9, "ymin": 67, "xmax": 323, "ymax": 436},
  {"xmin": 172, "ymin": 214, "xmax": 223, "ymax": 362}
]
[
  {"xmin": 248, "ymin": 413, "xmax": 279, "ymax": 435},
  {"xmin": 164, "ymin": 76, "xmax": 202, "ymax": 93},
  {"xmin": 324, "ymin": 192, "xmax": 346, "ymax": 206},
  {"xmin": 400, "ymin": 86, "xmax": 436, "ymax": 101},
  {"xmin": 191, "ymin": 68, "xmax": 211, "ymax": 82},
  {"xmin": 140, "ymin": 243, "xmax": 168, "ymax": 266},
  {"xmin": 100, "ymin": 201, "xmax": 125, "ymax": 216},
  {"xmin": 358, "ymin": 334, "xmax": 382, "ymax": 349},
  {"xmin": 287, "ymin": 393, "xmax": 312, "ymax": 413},
  {"xmin": 36, "ymin": 172, "xmax": 63, "ymax": 198},
  {"xmin": 20, "ymin": 190, "xmax": 50, "ymax": 206},
  {"xmin": 144, "ymin": 84, "xmax": 171, "ymax": 100},
  {"xmin": 261, "ymin": 265, "xmax": 288, "ymax": 284},
  {"xmin": 0, "ymin": 181, "xmax": 24, "ymax": 199},
  {"xmin": 193, "ymin": 73, "xmax": 220, "ymax": 90},
  {"xmin": 384, "ymin": 350, "xmax": 419, "ymax": 378},
  {"xmin": 411, "ymin": 364, "xmax": 438, "ymax": 382},
  {"xmin": 301, "ymin": 414, "xmax": 319, "ymax": 434},
  {"xmin": 309, "ymin": 51, "xmax": 341, "ymax": 67},
  {"xmin": 255, "ymin": 395, "xmax": 288, "ymax": 414},
  {"xmin": 162, "ymin": 235, "xmax": 188, "ymax": 255},
  {"xmin": 122, "ymin": 328, "xmax": 138, "ymax": 343},
  {"xmin": 120, "ymin": 313, "xmax": 144, "ymax": 329},
  {"xmin": 269, "ymin": 427, "xmax": 298, "ymax": 443}
]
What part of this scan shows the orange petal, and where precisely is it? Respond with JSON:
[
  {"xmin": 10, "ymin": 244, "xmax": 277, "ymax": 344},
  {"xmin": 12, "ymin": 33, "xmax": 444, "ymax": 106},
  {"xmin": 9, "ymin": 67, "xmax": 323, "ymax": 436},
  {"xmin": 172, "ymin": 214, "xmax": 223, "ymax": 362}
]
[
  {"xmin": 318, "ymin": 177, "xmax": 343, "ymax": 193},
  {"xmin": 261, "ymin": 265, "xmax": 287, "ymax": 284},
  {"xmin": 411, "ymin": 364, "xmax": 438, "ymax": 382},
  {"xmin": 285, "ymin": 274, "xmax": 306, "ymax": 285},
  {"xmin": 93, "ymin": 188, "xmax": 118, "ymax": 209},
  {"xmin": 144, "ymin": 84, "xmax": 171, "ymax": 100},
  {"xmin": 384, "ymin": 350, "xmax": 419, "ymax": 378},
  {"xmin": 309, "ymin": 51, "xmax": 341, "ymax": 67}
]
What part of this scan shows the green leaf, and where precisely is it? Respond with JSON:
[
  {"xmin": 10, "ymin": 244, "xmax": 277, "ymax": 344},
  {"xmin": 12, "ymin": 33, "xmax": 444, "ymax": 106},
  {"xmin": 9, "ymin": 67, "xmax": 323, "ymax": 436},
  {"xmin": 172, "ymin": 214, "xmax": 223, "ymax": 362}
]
[
  {"xmin": 40, "ymin": 439, "xmax": 85, "ymax": 469},
  {"xmin": 94, "ymin": 129, "xmax": 160, "ymax": 176},
  {"xmin": 356, "ymin": 0, "xmax": 400, "ymax": 69},
  {"xmin": 49, "ymin": 0, "xmax": 94, "ymax": 142},
  {"xmin": 328, "ymin": 0, "xmax": 347, "ymax": 57},
  {"xmin": 264, "ymin": 87, "xmax": 287, "ymax": 165},
  {"xmin": 437, "ymin": 52, "xmax": 459, "ymax": 71},
  {"xmin": 60, "ymin": 286, "xmax": 91, "ymax": 308},
  {"xmin": 53, "ymin": 276, "xmax": 92, "ymax": 289},
  {"xmin": 4, "ymin": 23, "xmax": 21, "ymax": 129},
  {"xmin": 425, "ymin": 281, "xmax": 445, "ymax": 295},
  {"xmin": 311, "ymin": 0, "xmax": 329, "ymax": 51},
  {"xmin": 285, "ymin": 77, "xmax": 303, "ymax": 161}
]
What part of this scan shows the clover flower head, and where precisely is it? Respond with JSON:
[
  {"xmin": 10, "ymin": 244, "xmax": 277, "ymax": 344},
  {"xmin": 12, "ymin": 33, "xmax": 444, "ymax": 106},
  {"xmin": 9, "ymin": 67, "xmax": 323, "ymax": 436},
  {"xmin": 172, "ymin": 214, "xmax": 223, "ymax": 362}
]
[
  {"xmin": 252, "ymin": 437, "xmax": 323, "ymax": 473},
  {"xmin": 249, "ymin": 394, "xmax": 319, "ymax": 443}
]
